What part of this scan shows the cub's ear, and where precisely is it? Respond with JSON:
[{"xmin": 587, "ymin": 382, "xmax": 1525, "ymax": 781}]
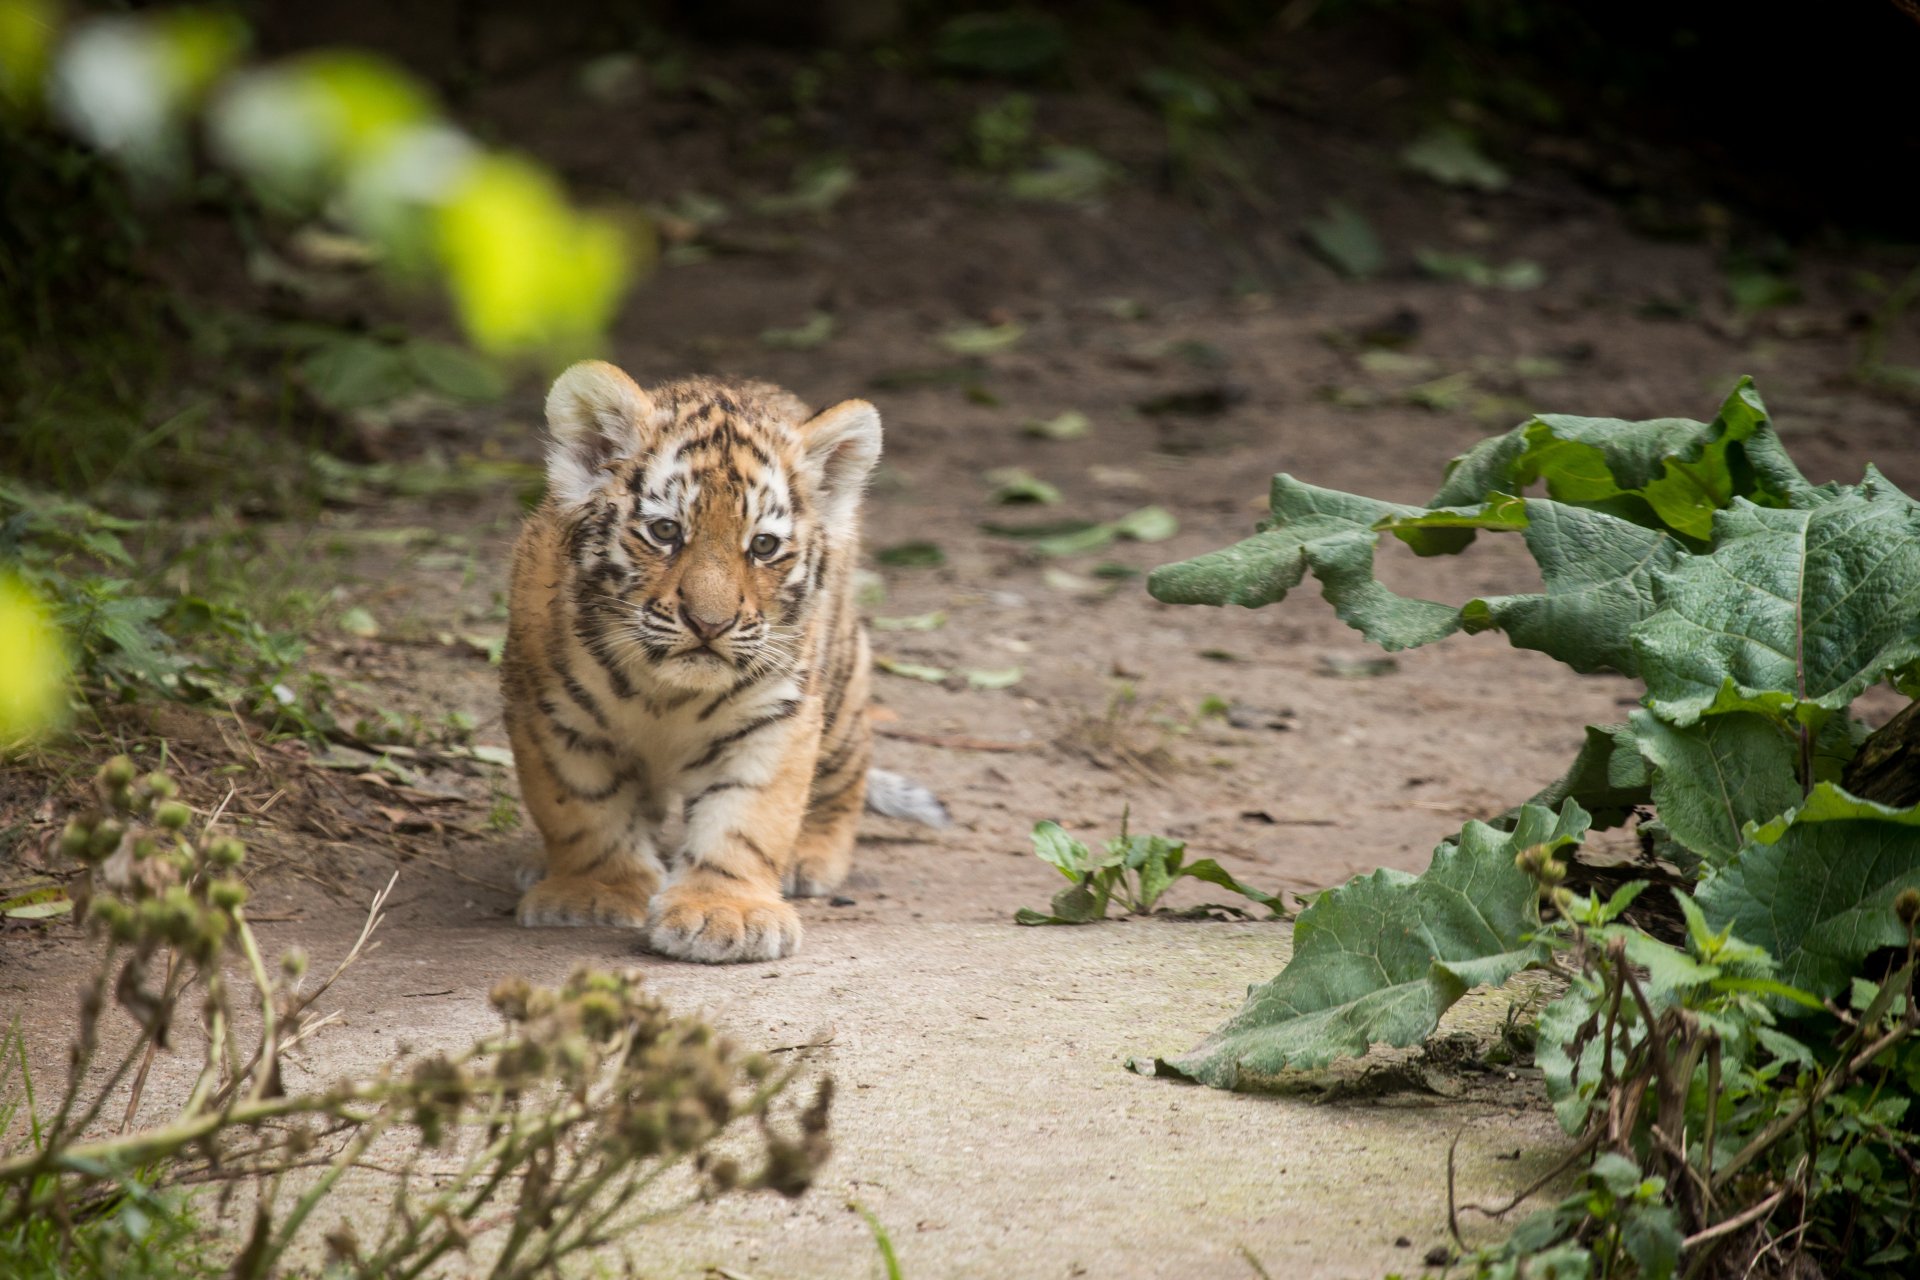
[
  {"xmin": 544, "ymin": 361, "xmax": 655, "ymax": 507},
  {"xmin": 799, "ymin": 399, "xmax": 882, "ymax": 531}
]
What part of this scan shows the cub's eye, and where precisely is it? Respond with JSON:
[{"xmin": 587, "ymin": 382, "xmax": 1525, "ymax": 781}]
[
  {"xmin": 750, "ymin": 533, "xmax": 781, "ymax": 559},
  {"xmin": 647, "ymin": 518, "xmax": 682, "ymax": 544}
]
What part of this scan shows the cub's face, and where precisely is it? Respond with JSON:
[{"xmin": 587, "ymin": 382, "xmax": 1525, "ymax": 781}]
[{"xmin": 543, "ymin": 363, "xmax": 880, "ymax": 693}]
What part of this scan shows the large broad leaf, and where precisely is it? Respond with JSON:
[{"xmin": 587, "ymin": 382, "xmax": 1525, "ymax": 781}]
[
  {"xmin": 1136, "ymin": 801, "xmax": 1590, "ymax": 1088},
  {"xmin": 1698, "ymin": 784, "xmax": 1920, "ymax": 998},
  {"xmin": 1633, "ymin": 470, "xmax": 1920, "ymax": 730},
  {"xmin": 1629, "ymin": 709, "xmax": 1802, "ymax": 865},
  {"xmin": 1150, "ymin": 478, "xmax": 1681, "ymax": 675},
  {"xmin": 1433, "ymin": 377, "xmax": 1814, "ymax": 541},
  {"xmin": 1520, "ymin": 723, "xmax": 1651, "ymax": 831},
  {"xmin": 1146, "ymin": 476, "xmax": 1462, "ymax": 650},
  {"xmin": 1456, "ymin": 500, "xmax": 1684, "ymax": 676}
]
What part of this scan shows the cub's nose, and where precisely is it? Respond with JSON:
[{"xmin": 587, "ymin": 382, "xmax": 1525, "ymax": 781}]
[{"xmin": 680, "ymin": 604, "xmax": 737, "ymax": 642}]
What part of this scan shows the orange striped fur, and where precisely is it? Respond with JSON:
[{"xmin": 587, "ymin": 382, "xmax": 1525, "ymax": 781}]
[{"xmin": 502, "ymin": 361, "xmax": 886, "ymax": 962}]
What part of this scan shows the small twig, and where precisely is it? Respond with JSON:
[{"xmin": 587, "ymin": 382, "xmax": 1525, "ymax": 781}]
[
  {"xmin": 1446, "ymin": 1130, "xmax": 1464, "ymax": 1249},
  {"xmin": 1685, "ymin": 1186, "xmax": 1788, "ymax": 1250},
  {"xmin": 765, "ymin": 1030, "xmax": 836, "ymax": 1055},
  {"xmin": 1453, "ymin": 1128, "xmax": 1604, "ymax": 1222},
  {"xmin": 119, "ymin": 950, "xmax": 176, "ymax": 1134}
]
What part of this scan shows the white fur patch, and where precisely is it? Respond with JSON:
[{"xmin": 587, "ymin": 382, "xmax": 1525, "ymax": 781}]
[
  {"xmin": 544, "ymin": 361, "xmax": 654, "ymax": 507},
  {"xmin": 864, "ymin": 768, "xmax": 950, "ymax": 827}
]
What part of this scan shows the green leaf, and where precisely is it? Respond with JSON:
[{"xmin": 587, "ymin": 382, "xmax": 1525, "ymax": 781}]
[
  {"xmin": 984, "ymin": 467, "xmax": 1060, "ymax": 505},
  {"xmin": 1521, "ymin": 723, "xmax": 1651, "ymax": 830},
  {"xmin": 405, "ymin": 340, "xmax": 506, "ymax": 400},
  {"xmin": 759, "ymin": 311, "xmax": 837, "ymax": 351},
  {"xmin": 301, "ymin": 337, "xmax": 415, "ymax": 410},
  {"xmin": 1622, "ymin": 1203, "xmax": 1682, "ymax": 1280},
  {"xmin": 873, "ymin": 656, "xmax": 948, "ymax": 683},
  {"xmin": 1303, "ymin": 201, "xmax": 1385, "ymax": 280},
  {"xmin": 1177, "ymin": 859, "xmax": 1286, "ymax": 916},
  {"xmin": 1414, "ymin": 250, "xmax": 1542, "ymax": 291},
  {"xmin": 1134, "ymin": 838, "xmax": 1181, "ymax": 912},
  {"xmin": 1459, "ymin": 500, "xmax": 1686, "ymax": 676},
  {"xmin": 870, "ymin": 611, "xmax": 948, "ymax": 632},
  {"xmin": 1048, "ymin": 881, "xmax": 1104, "ymax": 922},
  {"xmin": 1433, "ymin": 378, "xmax": 1813, "ymax": 541},
  {"xmin": 1022, "ymin": 410, "xmax": 1091, "ymax": 440},
  {"xmin": 1032, "ymin": 505, "xmax": 1178, "ymax": 557},
  {"xmin": 1400, "ymin": 128, "xmax": 1509, "ymax": 192},
  {"xmin": 1147, "ymin": 476, "xmax": 1462, "ymax": 649},
  {"xmin": 1030, "ymin": 821, "xmax": 1090, "ymax": 882},
  {"xmin": 1698, "ymin": 784, "xmax": 1920, "ymax": 998},
  {"xmin": 875, "ymin": 541, "xmax": 945, "ymax": 567},
  {"xmin": 1629, "ymin": 709, "xmax": 1802, "ymax": 864},
  {"xmin": 1537, "ymin": 986, "xmax": 1612, "ymax": 1134},
  {"xmin": 1146, "ymin": 801, "xmax": 1588, "ymax": 1087},
  {"xmin": 1153, "ymin": 479, "xmax": 1679, "ymax": 674},
  {"xmin": 1007, "ymin": 145, "xmax": 1116, "ymax": 204},
  {"xmin": 933, "ymin": 12, "xmax": 1067, "ymax": 77},
  {"xmin": 1633, "ymin": 470, "xmax": 1920, "ymax": 729},
  {"xmin": 939, "ymin": 322, "xmax": 1025, "ymax": 357},
  {"xmin": 1378, "ymin": 492, "xmax": 1528, "ymax": 556}
]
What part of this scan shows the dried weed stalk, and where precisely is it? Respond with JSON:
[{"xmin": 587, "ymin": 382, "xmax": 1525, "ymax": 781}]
[{"xmin": 0, "ymin": 757, "xmax": 830, "ymax": 1277}]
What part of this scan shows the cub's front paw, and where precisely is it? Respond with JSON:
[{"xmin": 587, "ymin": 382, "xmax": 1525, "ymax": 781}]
[
  {"xmin": 646, "ymin": 883, "xmax": 802, "ymax": 963},
  {"xmin": 517, "ymin": 875, "xmax": 655, "ymax": 928}
]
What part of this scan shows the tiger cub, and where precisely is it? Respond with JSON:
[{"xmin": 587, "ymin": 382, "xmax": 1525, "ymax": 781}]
[{"xmin": 501, "ymin": 361, "xmax": 945, "ymax": 963}]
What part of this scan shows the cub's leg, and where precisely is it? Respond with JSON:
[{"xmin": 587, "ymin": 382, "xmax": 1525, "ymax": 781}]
[
  {"xmin": 647, "ymin": 713, "xmax": 816, "ymax": 963},
  {"xmin": 508, "ymin": 708, "xmax": 664, "ymax": 928},
  {"xmin": 786, "ymin": 689, "xmax": 871, "ymax": 898}
]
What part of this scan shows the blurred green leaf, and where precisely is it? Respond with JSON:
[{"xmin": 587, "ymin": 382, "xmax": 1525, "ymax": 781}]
[
  {"xmin": 432, "ymin": 154, "xmax": 638, "ymax": 355},
  {"xmin": 1008, "ymin": 145, "xmax": 1115, "ymax": 203},
  {"xmin": 871, "ymin": 611, "xmax": 948, "ymax": 632},
  {"xmin": 985, "ymin": 467, "xmax": 1060, "ymax": 505},
  {"xmin": 1416, "ymin": 249, "xmax": 1544, "ymax": 291},
  {"xmin": 1022, "ymin": 410, "xmax": 1091, "ymax": 440},
  {"xmin": 752, "ymin": 158, "xmax": 855, "ymax": 217},
  {"xmin": 933, "ymin": 12, "xmax": 1067, "ymax": 77},
  {"xmin": 939, "ymin": 322, "xmax": 1025, "ymax": 356},
  {"xmin": 759, "ymin": 311, "xmax": 836, "ymax": 351},
  {"xmin": 875, "ymin": 541, "xmax": 945, "ymax": 567},
  {"xmin": 300, "ymin": 337, "xmax": 413, "ymax": 410},
  {"xmin": 405, "ymin": 340, "xmax": 505, "ymax": 400},
  {"xmin": 1304, "ymin": 202, "xmax": 1385, "ymax": 280},
  {"xmin": 874, "ymin": 655, "xmax": 948, "ymax": 683},
  {"xmin": 1401, "ymin": 128, "xmax": 1509, "ymax": 192}
]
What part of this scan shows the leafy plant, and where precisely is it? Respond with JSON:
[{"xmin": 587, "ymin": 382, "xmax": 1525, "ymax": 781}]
[
  {"xmin": 0, "ymin": 483, "xmax": 335, "ymax": 737},
  {"xmin": 1, "ymin": 759, "xmax": 829, "ymax": 1278},
  {"xmin": 1138, "ymin": 378, "xmax": 1920, "ymax": 1275},
  {"xmin": 1015, "ymin": 814, "xmax": 1285, "ymax": 925},
  {"xmin": 968, "ymin": 92, "xmax": 1035, "ymax": 172}
]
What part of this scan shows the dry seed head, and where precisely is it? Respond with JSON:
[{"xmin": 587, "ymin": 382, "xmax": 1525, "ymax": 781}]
[
  {"xmin": 100, "ymin": 755, "xmax": 136, "ymax": 789},
  {"xmin": 574, "ymin": 990, "xmax": 624, "ymax": 1039},
  {"xmin": 706, "ymin": 1154, "xmax": 741, "ymax": 1193},
  {"xmin": 60, "ymin": 816, "xmax": 93, "ymax": 859},
  {"xmin": 1897, "ymin": 887, "xmax": 1920, "ymax": 930},
  {"xmin": 489, "ymin": 976, "xmax": 533, "ymax": 1020},
  {"xmin": 88, "ymin": 819, "xmax": 124, "ymax": 860}
]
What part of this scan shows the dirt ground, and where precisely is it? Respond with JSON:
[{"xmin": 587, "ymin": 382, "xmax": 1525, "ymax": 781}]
[{"xmin": 7, "ymin": 21, "xmax": 1920, "ymax": 1279}]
